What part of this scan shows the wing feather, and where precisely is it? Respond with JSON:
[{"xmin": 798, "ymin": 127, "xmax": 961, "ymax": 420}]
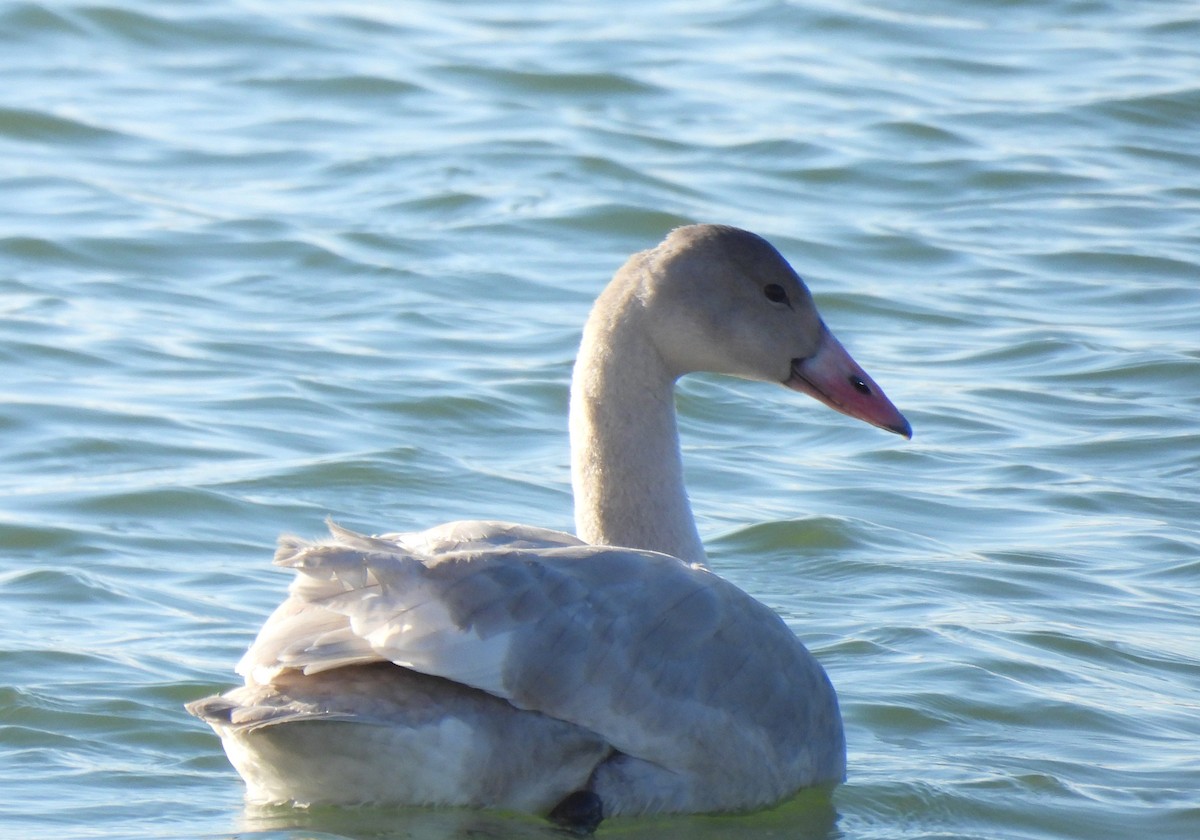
[{"xmin": 238, "ymin": 520, "xmax": 840, "ymax": 797}]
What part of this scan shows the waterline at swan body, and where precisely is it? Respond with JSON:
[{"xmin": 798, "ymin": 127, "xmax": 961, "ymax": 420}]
[{"xmin": 187, "ymin": 225, "xmax": 910, "ymax": 828}]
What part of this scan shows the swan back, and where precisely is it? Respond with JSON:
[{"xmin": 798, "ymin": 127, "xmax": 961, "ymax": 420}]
[{"xmin": 221, "ymin": 521, "xmax": 845, "ymax": 814}]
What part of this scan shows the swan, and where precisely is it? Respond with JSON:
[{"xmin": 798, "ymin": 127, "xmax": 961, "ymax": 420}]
[{"xmin": 187, "ymin": 224, "xmax": 910, "ymax": 831}]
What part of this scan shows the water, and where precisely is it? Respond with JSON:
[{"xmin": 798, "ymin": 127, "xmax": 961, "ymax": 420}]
[{"xmin": 1, "ymin": 1, "xmax": 1198, "ymax": 838}]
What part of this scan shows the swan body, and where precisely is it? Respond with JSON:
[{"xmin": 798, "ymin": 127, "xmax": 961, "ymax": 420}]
[{"xmin": 188, "ymin": 225, "xmax": 910, "ymax": 826}]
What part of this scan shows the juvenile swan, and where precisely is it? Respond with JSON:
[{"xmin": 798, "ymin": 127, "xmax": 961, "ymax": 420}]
[{"xmin": 188, "ymin": 225, "xmax": 910, "ymax": 831}]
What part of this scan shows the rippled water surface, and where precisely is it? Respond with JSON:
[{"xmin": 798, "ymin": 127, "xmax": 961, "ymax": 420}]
[{"xmin": 2, "ymin": 1, "xmax": 1198, "ymax": 838}]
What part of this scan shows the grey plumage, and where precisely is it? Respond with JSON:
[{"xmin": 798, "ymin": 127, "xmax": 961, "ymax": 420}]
[{"xmin": 190, "ymin": 520, "xmax": 844, "ymax": 815}]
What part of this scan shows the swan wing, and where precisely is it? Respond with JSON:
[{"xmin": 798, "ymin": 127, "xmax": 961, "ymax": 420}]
[
  {"xmin": 237, "ymin": 520, "xmax": 583, "ymax": 685},
  {"xmin": 238, "ymin": 521, "xmax": 841, "ymax": 798}
]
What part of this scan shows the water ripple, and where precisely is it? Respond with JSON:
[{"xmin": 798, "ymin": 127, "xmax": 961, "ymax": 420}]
[{"xmin": 1, "ymin": 0, "xmax": 1198, "ymax": 838}]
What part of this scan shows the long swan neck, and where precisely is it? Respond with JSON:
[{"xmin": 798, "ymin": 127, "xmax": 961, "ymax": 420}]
[{"xmin": 569, "ymin": 271, "xmax": 705, "ymax": 564}]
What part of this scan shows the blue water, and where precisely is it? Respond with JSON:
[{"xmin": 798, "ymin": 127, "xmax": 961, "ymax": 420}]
[{"xmin": 1, "ymin": 1, "xmax": 1198, "ymax": 838}]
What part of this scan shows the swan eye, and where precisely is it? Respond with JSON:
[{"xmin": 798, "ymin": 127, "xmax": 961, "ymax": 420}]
[
  {"xmin": 763, "ymin": 284, "xmax": 790, "ymax": 306},
  {"xmin": 850, "ymin": 376, "xmax": 872, "ymax": 395}
]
